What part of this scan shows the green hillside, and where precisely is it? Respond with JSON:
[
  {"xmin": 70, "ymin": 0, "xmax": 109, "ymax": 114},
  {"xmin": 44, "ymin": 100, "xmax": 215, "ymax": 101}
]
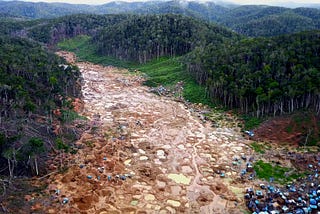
[
  {"xmin": 185, "ymin": 31, "xmax": 320, "ymax": 116},
  {"xmin": 220, "ymin": 5, "xmax": 320, "ymax": 37},
  {"xmin": 58, "ymin": 35, "xmax": 212, "ymax": 106},
  {"xmin": 1, "ymin": 1, "xmax": 320, "ymax": 37},
  {"xmin": 93, "ymin": 14, "xmax": 237, "ymax": 63}
]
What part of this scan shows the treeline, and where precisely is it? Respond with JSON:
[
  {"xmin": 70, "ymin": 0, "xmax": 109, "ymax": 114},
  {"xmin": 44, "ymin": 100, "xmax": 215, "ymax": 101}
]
[
  {"xmin": 230, "ymin": 12, "xmax": 318, "ymax": 37},
  {"xmin": 0, "ymin": 18, "xmax": 29, "ymax": 36},
  {"xmin": 218, "ymin": 6, "xmax": 320, "ymax": 37},
  {"xmin": 5, "ymin": 13, "xmax": 320, "ymax": 119},
  {"xmin": 32, "ymin": 13, "xmax": 320, "ymax": 117},
  {"xmin": 2, "ymin": 1, "xmax": 320, "ymax": 37},
  {"xmin": 90, "ymin": 14, "xmax": 320, "ymax": 116},
  {"xmin": 185, "ymin": 31, "xmax": 320, "ymax": 116},
  {"xmin": 27, "ymin": 14, "xmax": 131, "ymax": 44},
  {"xmin": 28, "ymin": 13, "xmax": 238, "ymax": 63},
  {"xmin": 93, "ymin": 14, "xmax": 237, "ymax": 63},
  {"xmin": 0, "ymin": 35, "xmax": 82, "ymax": 176},
  {"xmin": 0, "ymin": 1, "xmax": 92, "ymax": 19}
]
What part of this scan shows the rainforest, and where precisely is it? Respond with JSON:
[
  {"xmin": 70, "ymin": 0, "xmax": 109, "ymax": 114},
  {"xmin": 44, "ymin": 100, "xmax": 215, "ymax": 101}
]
[{"xmin": 0, "ymin": 1, "xmax": 319, "ymax": 213}]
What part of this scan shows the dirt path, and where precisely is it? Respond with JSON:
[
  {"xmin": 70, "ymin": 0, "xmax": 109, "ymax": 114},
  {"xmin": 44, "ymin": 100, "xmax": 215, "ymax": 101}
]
[{"xmin": 48, "ymin": 51, "xmax": 252, "ymax": 214}]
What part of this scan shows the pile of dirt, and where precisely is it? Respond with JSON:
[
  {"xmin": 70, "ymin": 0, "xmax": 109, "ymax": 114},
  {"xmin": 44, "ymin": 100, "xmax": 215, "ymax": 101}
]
[
  {"xmin": 252, "ymin": 112, "xmax": 320, "ymax": 147},
  {"xmin": 252, "ymin": 117, "xmax": 302, "ymax": 145}
]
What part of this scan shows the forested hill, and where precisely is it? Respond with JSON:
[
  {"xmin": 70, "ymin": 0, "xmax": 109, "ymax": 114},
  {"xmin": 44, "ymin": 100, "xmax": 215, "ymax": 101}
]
[
  {"xmin": 218, "ymin": 6, "xmax": 320, "ymax": 37},
  {"xmin": 27, "ymin": 14, "xmax": 132, "ymax": 44},
  {"xmin": 1, "ymin": 0, "xmax": 320, "ymax": 37},
  {"xmin": 185, "ymin": 31, "xmax": 320, "ymax": 116},
  {"xmin": 0, "ymin": 0, "xmax": 228, "ymax": 19},
  {"xmin": 0, "ymin": 1, "xmax": 93, "ymax": 19},
  {"xmin": 22, "ymin": 13, "xmax": 320, "ymax": 117},
  {"xmin": 0, "ymin": 35, "xmax": 82, "ymax": 176},
  {"xmin": 92, "ymin": 14, "xmax": 238, "ymax": 63},
  {"xmin": 133, "ymin": 1, "xmax": 229, "ymax": 22},
  {"xmin": 26, "ymin": 13, "xmax": 238, "ymax": 53}
]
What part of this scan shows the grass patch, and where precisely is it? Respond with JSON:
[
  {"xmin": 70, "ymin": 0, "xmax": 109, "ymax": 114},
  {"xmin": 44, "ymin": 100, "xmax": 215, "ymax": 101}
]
[
  {"xmin": 84, "ymin": 140, "xmax": 94, "ymax": 148},
  {"xmin": 241, "ymin": 210, "xmax": 251, "ymax": 214},
  {"xmin": 58, "ymin": 36, "xmax": 215, "ymax": 107},
  {"xmin": 285, "ymin": 125, "xmax": 294, "ymax": 133},
  {"xmin": 135, "ymin": 57, "xmax": 214, "ymax": 106},
  {"xmin": 254, "ymin": 160, "xmax": 305, "ymax": 184},
  {"xmin": 293, "ymin": 112, "xmax": 312, "ymax": 125},
  {"xmin": 60, "ymin": 109, "xmax": 86, "ymax": 123},
  {"xmin": 241, "ymin": 115, "xmax": 264, "ymax": 130},
  {"xmin": 58, "ymin": 35, "xmax": 135, "ymax": 68},
  {"xmin": 250, "ymin": 142, "xmax": 270, "ymax": 154}
]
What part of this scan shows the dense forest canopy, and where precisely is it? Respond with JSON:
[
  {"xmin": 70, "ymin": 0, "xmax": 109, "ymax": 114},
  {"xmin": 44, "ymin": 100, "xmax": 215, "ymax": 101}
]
[
  {"xmin": 185, "ymin": 31, "xmax": 320, "ymax": 116},
  {"xmin": 76, "ymin": 14, "xmax": 319, "ymax": 117},
  {"xmin": 0, "ymin": 1, "xmax": 93, "ymax": 19},
  {"xmin": 27, "ymin": 14, "xmax": 132, "ymax": 44},
  {"xmin": 219, "ymin": 6, "xmax": 320, "ymax": 37},
  {"xmin": 93, "ymin": 14, "xmax": 238, "ymax": 63},
  {"xmin": 1, "ymin": 0, "xmax": 320, "ymax": 37}
]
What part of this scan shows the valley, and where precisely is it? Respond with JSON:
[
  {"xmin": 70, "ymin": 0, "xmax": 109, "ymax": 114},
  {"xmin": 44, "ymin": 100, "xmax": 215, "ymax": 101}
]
[
  {"xmin": 0, "ymin": 1, "xmax": 320, "ymax": 213},
  {"xmin": 43, "ymin": 51, "xmax": 251, "ymax": 213}
]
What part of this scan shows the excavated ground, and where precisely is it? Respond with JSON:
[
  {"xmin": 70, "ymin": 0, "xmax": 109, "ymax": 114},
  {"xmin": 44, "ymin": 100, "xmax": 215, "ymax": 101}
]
[{"xmin": 44, "ymin": 51, "xmax": 254, "ymax": 214}]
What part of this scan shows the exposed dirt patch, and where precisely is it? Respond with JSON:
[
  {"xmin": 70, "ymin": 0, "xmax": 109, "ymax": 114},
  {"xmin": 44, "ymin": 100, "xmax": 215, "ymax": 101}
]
[
  {"xmin": 39, "ymin": 51, "xmax": 254, "ymax": 213},
  {"xmin": 253, "ymin": 112, "xmax": 320, "ymax": 147},
  {"xmin": 253, "ymin": 116, "xmax": 302, "ymax": 145}
]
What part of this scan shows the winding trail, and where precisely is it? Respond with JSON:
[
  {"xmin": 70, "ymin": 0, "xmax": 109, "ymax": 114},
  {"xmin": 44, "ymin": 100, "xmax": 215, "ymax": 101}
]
[{"xmin": 48, "ymin": 52, "xmax": 251, "ymax": 214}]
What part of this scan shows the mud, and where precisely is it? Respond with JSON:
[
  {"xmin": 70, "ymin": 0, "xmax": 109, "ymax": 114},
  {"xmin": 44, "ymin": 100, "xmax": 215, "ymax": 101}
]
[{"xmin": 46, "ymin": 51, "xmax": 253, "ymax": 213}]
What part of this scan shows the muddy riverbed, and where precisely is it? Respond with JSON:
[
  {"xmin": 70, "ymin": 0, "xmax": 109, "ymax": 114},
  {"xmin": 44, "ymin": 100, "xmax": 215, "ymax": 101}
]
[{"xmin": 46, "ymin": 51, "xmax": 253, "ymax": 213}]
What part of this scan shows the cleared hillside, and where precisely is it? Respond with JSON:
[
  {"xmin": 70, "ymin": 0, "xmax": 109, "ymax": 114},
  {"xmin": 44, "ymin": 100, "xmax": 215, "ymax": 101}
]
[{"xmin": 0, "ymin": 35, "xmax": 82, "ymax": 177}]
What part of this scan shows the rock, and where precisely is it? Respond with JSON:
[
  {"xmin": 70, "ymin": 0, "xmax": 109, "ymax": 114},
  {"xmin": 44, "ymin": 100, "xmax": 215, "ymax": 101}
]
[
  {"xmin": 156, "ymin": 181, "xmax": 166, "ymax": 190},
  {"xmin": 62, "ymin": 172, "xmax": 74, "ymax": 183},
  {"xmin": 86, "ymin": 154, "xmax": 95, "ymax": 161},
  {"xmin": 144, "ymin": 194, "xmax": 155, "ymax": 201},
  {"xmin": 124, "ymin": 159, "xmax": 132, "ymax": 165},
  {"xmin": 139, "ymin": 156, "xmax": 148, "ymax": 161},
  {"xmin": 177, "ymin": 145, "xmax": 185, "ymax": 150},
  {"xmin": 157, "ymin": 150, "xmax": 166, "ymax": 159},
  {"xmin": 167, "ymin": 174, "xmax": 191, "ymax": 185},
  {"xmin": 167, "ymin": 200, "xmax": 181, "ymax": 207},
  {"xmin": 138, "ymin": 149, "xmax": 146, "ymax": 154},
  {"xmin": 48, "ymin": 209, "xmax": 56, "ymax": 213},
  {"xmin": 130, "ymin": 200, "xmax": 139, "ymax": 206},
  {"xmin": 166, "ymin": 206, "xmax": 176, "ymax": 213},
  {"xmin": 154, "ymin": 205, "xmax": 161, "ymax": 211},
  {"xmin": 100, "ymin": 189, "xmax": 114, "ymax": 197}
]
